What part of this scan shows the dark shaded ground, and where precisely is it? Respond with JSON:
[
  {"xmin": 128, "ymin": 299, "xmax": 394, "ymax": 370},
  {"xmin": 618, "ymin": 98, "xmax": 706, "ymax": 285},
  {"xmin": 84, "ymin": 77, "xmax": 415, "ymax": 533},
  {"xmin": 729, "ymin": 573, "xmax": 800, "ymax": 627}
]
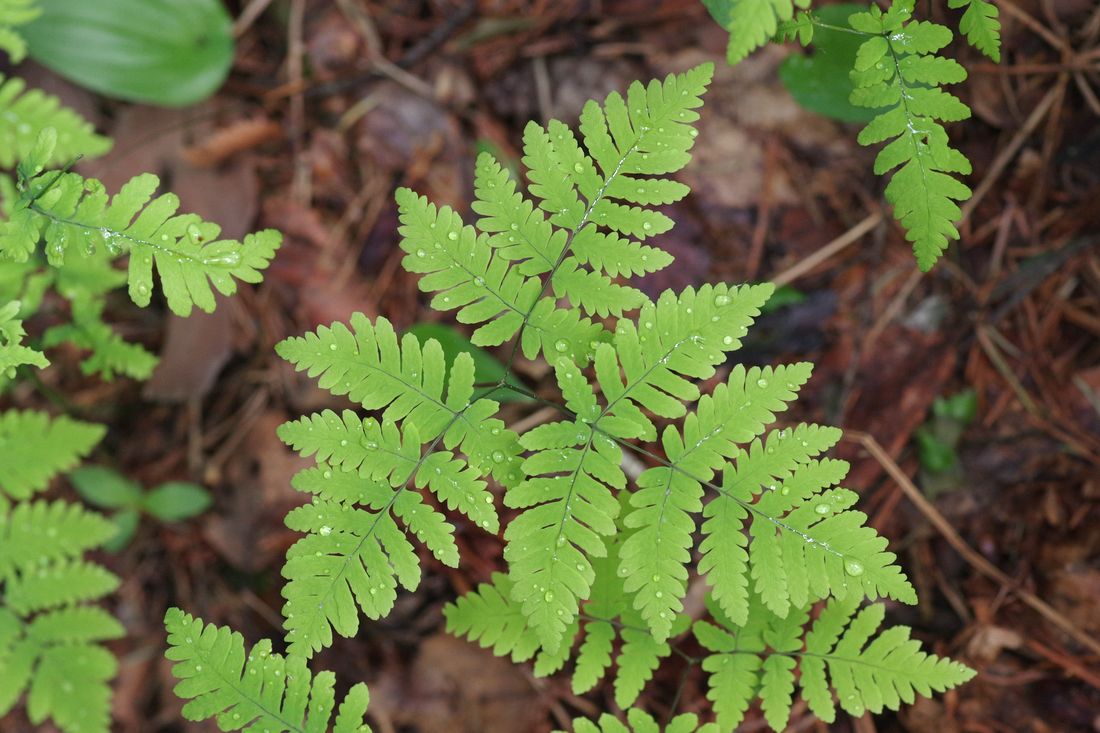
[{"xmin": 4, "ymin": 1, "xmax": 1100, "ymax": 731}]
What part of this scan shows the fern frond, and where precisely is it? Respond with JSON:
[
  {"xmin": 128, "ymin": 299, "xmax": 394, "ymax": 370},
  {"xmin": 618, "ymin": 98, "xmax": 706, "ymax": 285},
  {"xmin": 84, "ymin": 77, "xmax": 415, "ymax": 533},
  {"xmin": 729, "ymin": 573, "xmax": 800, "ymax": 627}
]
[
  {"xmin": 700, "ymin": 424, "xmax": 916, "ymax": 626},
  {"xmin": 695, "ymin": 595, "xmax": 975, "ymax": 731},
  {"xmin": 620, "ymin": 362, "xmax": 812, "ymax": 640},
  {"xmin": 0, "ymin": 411, "xmax": 104, "ymax": 499},
  {"xmin": 849, "ymin": 0, "xmax": 973, "ymax": 270},
  {"xmin": 0, "ymin": 0, "xmax": 40, "ymax": 62},
  {"xmin": 276, "ymin": 314, "xmax": 522, "ymax": 485},
  {"xmin": 0, "ymin": 137, "xmax": 280, "ymax": 315},
  {"xmin": 0, "ymin": 299, "xmax": 48, "ymax": 378},
  {"xmin": 277, "ymin": 412, "xmax": 497, "ymax": 657},
  {"xmin": 949, "ymin": 0, "xmax": 1001, "ymax": 61},
  {"xmin": 164, "ymin": 608, "xmax": 373, "ymax": 733},
  {"xmin": 0, "ymin": 76, "xmax": 111, "ymax": 166},
  {"xmin": 703, "ymin": 0, "xmax": 811, "ymax": 64},
  {"xmin": 561, "ymin": 710, "xmax": 718, "ymax": 733}
]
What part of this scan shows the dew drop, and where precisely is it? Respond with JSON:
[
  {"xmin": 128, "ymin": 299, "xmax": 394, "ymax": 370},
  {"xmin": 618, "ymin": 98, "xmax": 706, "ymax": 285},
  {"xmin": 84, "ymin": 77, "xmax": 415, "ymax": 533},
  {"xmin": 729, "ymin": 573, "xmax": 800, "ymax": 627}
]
[
  {"xmin": 554, "ymin": 339, "xmax": 570, "ymax": 353},
  {"xmin": 642, "ymin": 222, "xmax": 652, "ymax": 231},
  {"xmin": 714, "ymin": 294, "xmax": 731, "ymax": 307},
  {"xmin": 757, "ymin": 378, "xmax": 768, "ymax": 388},
  {"xmin": 722, "ymin": 335, "xmax": 734, "ymax": 346},
  {"xmin": 447, "ymin": 231, "xmax": 458, "ymax": 241},
  {"xmin": 814, "ymin": 503, "xmax": 831, "ymax": 515},
  {"xmin": 544, "ymin": 590, "xmax": 554, "ymax": 602},
  {"xmin": 416, "ymin": 248, "xmax": 426, "ymax": 257},
  {"xmin": 573, "ymin": 163, "xmax": 584, "ymax": 173},
  {"xmin": 491, "ymin": 450, "xmax": 505, "ymax": 463},
  {"xmin": 844, "ymin": 559, "xmax": 865, "ymax": 577},
  {"xmin": 319, "ymin": 525, "xmax": 332, "ymax": 536}
]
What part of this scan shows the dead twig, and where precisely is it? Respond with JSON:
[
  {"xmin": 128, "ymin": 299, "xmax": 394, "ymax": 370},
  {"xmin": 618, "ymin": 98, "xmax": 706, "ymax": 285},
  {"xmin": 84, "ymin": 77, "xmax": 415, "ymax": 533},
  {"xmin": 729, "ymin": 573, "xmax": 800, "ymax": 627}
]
[{"xmin": 845, "ymin": 430, "xmax": 1100, "ymax": 661}]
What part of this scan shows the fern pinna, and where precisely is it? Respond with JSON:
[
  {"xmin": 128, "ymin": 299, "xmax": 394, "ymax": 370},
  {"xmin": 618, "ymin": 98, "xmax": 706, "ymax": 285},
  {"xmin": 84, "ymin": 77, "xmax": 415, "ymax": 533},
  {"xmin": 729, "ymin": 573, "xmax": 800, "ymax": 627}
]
[{"xmin": 164, "ymin": 64, "xmax": 972, "ymax": 731}]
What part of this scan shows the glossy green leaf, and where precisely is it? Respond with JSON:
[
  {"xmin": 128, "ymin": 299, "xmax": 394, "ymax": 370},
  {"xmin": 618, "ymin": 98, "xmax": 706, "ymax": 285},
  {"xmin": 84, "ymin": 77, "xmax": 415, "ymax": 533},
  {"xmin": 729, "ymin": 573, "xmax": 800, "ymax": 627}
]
[
  {"xmin": 69, "ymin": 466, "xmax": 142, "ymax": 510},
  {"xmin": 21, "ymin": 0, "xmax": 234, "ymax": 107},
  {"xmin": 142, "ymin": 482, "xmax": 212, "ymax": 522},
  {"xmin": 102, "ymin": 509, "xmax": 139, "ymax": 552}
]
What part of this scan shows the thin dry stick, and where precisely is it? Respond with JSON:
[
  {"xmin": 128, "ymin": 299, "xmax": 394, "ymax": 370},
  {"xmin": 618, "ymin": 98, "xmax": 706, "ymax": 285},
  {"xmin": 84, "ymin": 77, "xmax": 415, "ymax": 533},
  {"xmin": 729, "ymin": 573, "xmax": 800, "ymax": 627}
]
[
  {"xmin": 959, "ymin": 84, "xmax": 1061, "ymax": 222},
  {"xmin": 234, "ymin": 0, "xmax": 275, "ymax": 37},
  {"xmin": 769, "ymin": 211, "xmax": 882, "ymax": 287},
  {"xmin": 846, "ymin": 430, "xmax": 1100, "ymax": 660}
]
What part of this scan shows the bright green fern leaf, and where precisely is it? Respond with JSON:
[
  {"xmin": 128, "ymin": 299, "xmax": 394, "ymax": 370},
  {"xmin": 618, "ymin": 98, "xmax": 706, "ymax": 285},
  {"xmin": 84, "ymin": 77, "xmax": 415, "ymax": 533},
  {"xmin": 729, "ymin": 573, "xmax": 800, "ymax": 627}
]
[
  {"xmin": 560, "ymin": 709, "xmax": 718, "ymax": 733},
  {"xmin": 703, "ymin": 0, "xmax": 812, "ymax": 64},
  {"xmin": 447, "ymin": 543, "xmax": 681, "ymax": 710},
  {"xmin": 43, "ymin": 294, "xmax": 157, "ymax": 380},
  {"xmin": 277, "ymin": 410, "xmax": 499, "ymax": 657},
  {"xmin": 849, "ymin": 0, "xmax": 973, "ymax": 270},
  {"xmin": 0, "ymin": 0, "xmax": 39, "ymax": 62},
  {"xmin": 949, "ymin": 0, "xmax": 1001, "ymax": 62},
  {"xmin": 701, "ymin": 423, "xmax": 916, "ymax": 625},
  {"xmin": 276, "ymin": 313, "xmax": 522, "ymax": 486},
  {"xmin": 164, "ymin": 608, "xmax": 373, "ymax": 733},
  {"xmin": 0, "ymin": 132, "xmax": 280, "ymax": 316},
  {"xmin": 695, "ymin": 594, "xmax": 975, "ymax": 731},
  {"xmin": 0, "ymin": 299, "xmax": 47, "ymax": 379},
  {"xmin": 0, "ymin": 77, "xmax": 112, "ymax": 167},
  {"xmin": 0, "ymin": 485, "xmax": 123, "ymax": 733},
  {"xmin": 0, "ymin": 411, "xmax": 104, "ymax": 499},
  {"xmin": 397, "ymin": 186, "xmax": 607, "ymax": 364},
  {"xmin": 620, "ymin": 362, "xmax": 812, "ymax": 641}
]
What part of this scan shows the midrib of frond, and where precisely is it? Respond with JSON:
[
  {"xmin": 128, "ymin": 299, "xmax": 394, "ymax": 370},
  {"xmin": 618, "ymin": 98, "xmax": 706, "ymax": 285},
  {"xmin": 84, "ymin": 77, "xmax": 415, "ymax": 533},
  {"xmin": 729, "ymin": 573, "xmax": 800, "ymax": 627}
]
[
  {"xmin": 884, "ymin": 39, "xmax": 936, "ymax": 225},
  {"xmin": 729, "ymin": 647, "xmax": 938, "ymax": 678},
  {"xmin": 548, "ymin": 435, "xmax": 597, "ymax": 563},
  {"xmin": 27, "ymin": 203, "xmax": 214, "ymax": 266},
  {"xmin": 313, "ymin": 350, "xmax": 485, "ymax": 437},
  {"xmin": 589, "ymin": 420, "xmax": 848, "ymax": 562},
  {"xmin": 182, "ymin": 639, "xmax": 304, "ymax": 732}
]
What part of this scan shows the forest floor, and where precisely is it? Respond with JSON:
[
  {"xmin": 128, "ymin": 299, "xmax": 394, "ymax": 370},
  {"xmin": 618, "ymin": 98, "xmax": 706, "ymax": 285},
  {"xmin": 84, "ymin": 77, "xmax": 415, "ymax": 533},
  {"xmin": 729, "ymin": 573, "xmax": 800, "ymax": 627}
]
[{"xmin": 6, "ymin": 0, "xmax": 1100, "ymax": 731}]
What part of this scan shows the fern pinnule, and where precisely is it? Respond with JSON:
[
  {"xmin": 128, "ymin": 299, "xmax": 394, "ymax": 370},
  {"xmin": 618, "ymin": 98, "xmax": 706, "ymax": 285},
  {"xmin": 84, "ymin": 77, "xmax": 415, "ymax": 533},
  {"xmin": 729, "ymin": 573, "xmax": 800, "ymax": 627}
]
[
  {"xmin": 563, "ymin": 709, "xmax": 718, "ymax": 733},
  {"xmin": 0, "ymin": 299, "xmax": 48, "ymax": 379}
]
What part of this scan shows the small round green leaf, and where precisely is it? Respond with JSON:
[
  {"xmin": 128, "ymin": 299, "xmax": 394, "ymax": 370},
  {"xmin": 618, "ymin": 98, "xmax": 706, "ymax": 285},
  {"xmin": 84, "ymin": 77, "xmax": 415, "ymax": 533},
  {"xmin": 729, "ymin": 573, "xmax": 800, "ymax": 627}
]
[
  {"xmin": 103, "ymin": 509, "xmax": 140, "ymax": 552},
  {"xmin": 143, "ymin": 481, "xmax": 213, "ymax": 522},
  {"xmin": 21, "ymin": 0, "xmax": 234, "ymax": 107},
  {"xmin": 69, "ymin": 466, "xmax": 143, "ymax": 509}
]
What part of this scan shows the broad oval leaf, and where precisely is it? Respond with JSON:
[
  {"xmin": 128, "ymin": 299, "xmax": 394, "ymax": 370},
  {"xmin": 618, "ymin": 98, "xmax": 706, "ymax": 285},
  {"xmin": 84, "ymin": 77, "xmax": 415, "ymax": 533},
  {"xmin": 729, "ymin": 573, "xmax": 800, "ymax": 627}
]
[{"xmin": 21, "ymin": 0, "xmax": 234, "ymax": 107}]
